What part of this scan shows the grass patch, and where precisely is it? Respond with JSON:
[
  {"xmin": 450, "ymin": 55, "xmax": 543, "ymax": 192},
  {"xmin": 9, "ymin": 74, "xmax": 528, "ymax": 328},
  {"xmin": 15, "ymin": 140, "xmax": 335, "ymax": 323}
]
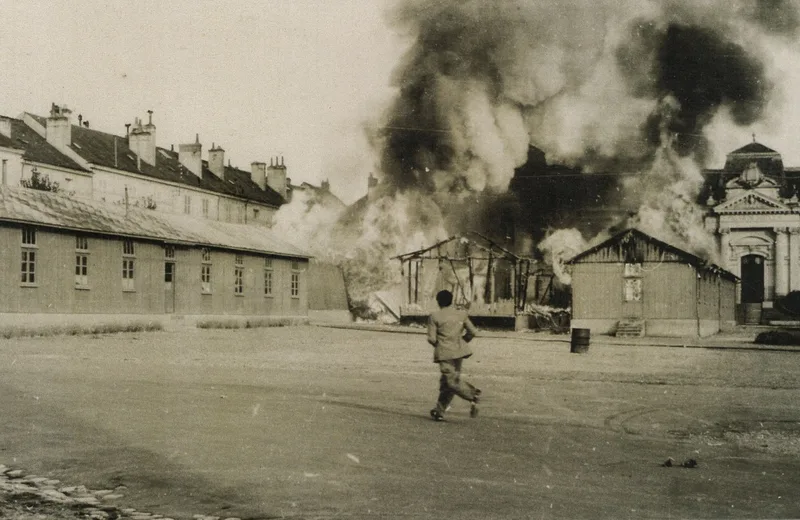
[
  {"xmin": 196, "ymin": 317, "xmax": 307, "ymax": 329},
  {"xmin": 0, "ymin": 321, "xmax": 163, "ymax": 340},
  {"xmin": 754, "ymin": 329, "xmax": 800, "ymax": 346}
]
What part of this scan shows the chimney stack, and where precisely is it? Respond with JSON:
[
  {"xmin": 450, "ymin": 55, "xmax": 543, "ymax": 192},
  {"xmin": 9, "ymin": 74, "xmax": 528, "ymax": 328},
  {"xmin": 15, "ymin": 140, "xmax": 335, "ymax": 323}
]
[
  {"xmin": 266, "ymin": 156, "xmax": 288, "ymax": 199},
  {"xmin": 321, "ymin": 179, "xmax": 330, "ymax": 192},
  {"xmin": 251, "ymin": 161, "xmax": 267, "ymax": 190},
  {"xmin": 178, "ymin": 134, "xmax": 203, "ymax": 178},
  {"xmin": 46, "ymin": 103, "xmax": 72, "ymax": 149},
  {"xmin": 128, "ymin": 112, "xmax": 156, "ymax": 166},
  {"xmin": 208, "ymin": 143, "xmax": 225, "ymax": 179}
]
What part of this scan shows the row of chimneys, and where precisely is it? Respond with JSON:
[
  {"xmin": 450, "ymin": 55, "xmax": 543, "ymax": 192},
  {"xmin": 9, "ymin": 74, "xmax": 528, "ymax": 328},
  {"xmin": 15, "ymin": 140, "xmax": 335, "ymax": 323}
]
[{"xmin": 44, "ymin": 104, "xmax": 288, "ymax": 198}]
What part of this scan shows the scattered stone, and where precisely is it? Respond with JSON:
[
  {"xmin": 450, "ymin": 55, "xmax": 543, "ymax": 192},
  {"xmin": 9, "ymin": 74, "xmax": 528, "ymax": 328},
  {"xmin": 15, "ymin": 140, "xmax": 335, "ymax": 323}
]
[
  {"xmin": 101, "ymin": 493, "xmax": 125, "ymax": 501},
  {"xmin": 121, "ymin": 508, "xmax": 137, "ymax": 514},
  {"xmin": 60, "ymin": 485, "xmax": 77, "ymax": 494},
  {"xmin": 94, "ymin": 489, "xmax": 115, "ymax": 497},
  {"xmin": 43, "ymin": 478, "xmax": 61, "ymax": 486},
  {"xmin": 0, "ymin": 464, "xmax": 8, "ymax": 473},
  {"xmin": 6, "ymin": 469, "xmax": 23, "ymax": 478},
  {"xmin": 662, "ymin": 458, "xmax": 674, "ymax": 467},
  {"xmin": 682, "ymin": 458, "xmax": 698, "ymax": 468},
  {"xmin": 29, "ymin": 476, "xmax": 48, "ymax": 483},
  {"xmin": 40, "ymin": 488, "xmax": 70, "ymax": 501}
]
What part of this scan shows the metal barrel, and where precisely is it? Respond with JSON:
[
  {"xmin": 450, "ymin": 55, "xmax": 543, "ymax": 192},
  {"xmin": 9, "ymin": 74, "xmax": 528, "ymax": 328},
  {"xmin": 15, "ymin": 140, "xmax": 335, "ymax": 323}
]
[{"xmin": 570, "ymin": 328, "xmax": 590, "ymax": 354}]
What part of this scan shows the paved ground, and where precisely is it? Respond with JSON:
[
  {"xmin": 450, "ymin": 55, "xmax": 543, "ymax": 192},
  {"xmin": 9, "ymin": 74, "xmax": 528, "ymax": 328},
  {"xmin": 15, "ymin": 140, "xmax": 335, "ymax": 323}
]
[{"xmin": 1, "ymin": 325, "xmax": 800, "ymax": 519}]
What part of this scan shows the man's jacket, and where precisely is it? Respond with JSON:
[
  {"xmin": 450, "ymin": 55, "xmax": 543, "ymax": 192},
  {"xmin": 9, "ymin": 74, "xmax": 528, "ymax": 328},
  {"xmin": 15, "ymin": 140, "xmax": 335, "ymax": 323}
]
[{"xmin": 427, "ymin": 307, "xmax": 478, "ymax": 362}]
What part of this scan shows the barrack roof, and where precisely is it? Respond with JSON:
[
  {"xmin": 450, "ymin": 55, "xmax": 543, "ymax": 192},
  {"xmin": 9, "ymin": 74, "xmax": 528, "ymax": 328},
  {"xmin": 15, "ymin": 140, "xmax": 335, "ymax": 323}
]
[{"xmin": 0, "ymin": 185, "xmax": 310, "ymax": 259}]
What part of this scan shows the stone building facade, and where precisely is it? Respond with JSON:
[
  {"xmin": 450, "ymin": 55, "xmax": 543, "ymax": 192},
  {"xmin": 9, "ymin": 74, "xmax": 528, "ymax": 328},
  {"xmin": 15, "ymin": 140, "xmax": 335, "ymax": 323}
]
[{"xmin": 703, "ymin": 142, "xmax": 800, "ymax": 322}]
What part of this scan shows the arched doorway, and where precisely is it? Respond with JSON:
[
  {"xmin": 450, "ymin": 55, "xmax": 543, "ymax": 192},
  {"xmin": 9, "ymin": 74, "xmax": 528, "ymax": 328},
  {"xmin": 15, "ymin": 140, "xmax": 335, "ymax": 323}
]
[{"xmin": 740, "ymin": 254, "xmax": 765, "ymax": 324}]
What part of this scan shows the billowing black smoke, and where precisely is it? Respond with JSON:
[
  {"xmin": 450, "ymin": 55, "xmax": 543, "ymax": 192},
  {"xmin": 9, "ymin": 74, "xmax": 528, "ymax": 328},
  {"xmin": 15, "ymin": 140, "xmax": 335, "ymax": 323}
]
[
  {"xmin": 618, "ymin": 21, "xmax": 771, "ymax": 163},
  {"xmin": 752, "ymin": 0, "xmax": 800, "ymax": 36}
]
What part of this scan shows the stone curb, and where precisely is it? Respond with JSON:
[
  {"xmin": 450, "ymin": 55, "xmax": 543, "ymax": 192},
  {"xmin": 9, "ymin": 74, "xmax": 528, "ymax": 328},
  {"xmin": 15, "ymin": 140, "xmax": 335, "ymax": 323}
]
[{"xmin": 0, "ymin": 464, "xmax": 241, "ymax": 520}]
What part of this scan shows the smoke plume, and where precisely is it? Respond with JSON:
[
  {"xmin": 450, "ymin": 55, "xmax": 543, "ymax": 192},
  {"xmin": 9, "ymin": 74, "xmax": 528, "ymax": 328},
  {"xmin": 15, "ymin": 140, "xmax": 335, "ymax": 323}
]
[{"xmin": 277, "ymin": 0, "xmax": 798, "ymax": 305}]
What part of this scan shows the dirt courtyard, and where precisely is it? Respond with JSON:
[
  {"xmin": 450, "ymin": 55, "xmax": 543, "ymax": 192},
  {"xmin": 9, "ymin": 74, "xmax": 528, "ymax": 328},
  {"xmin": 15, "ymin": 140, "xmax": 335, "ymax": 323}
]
[{"xmin": 1, "ymin": 325, "xmax": 800, "ymax": 519}]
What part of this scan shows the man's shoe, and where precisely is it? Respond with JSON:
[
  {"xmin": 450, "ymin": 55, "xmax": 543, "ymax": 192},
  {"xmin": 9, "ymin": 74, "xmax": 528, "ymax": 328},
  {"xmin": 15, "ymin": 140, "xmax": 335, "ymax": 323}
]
[
  {"xmin": 430, "ymin": 408, "xmax": 445, "ymax": 421},
  {"xmin": 469, "ymin": 401, "xmax": 479, "ymax": 418}
]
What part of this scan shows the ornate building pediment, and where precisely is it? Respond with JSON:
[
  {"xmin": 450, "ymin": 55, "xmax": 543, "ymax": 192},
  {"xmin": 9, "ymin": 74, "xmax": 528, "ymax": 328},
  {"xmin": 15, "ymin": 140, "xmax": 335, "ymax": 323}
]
[{"xmin": 713, "ymin": 191, "xmax": 791, "ymax": 214}]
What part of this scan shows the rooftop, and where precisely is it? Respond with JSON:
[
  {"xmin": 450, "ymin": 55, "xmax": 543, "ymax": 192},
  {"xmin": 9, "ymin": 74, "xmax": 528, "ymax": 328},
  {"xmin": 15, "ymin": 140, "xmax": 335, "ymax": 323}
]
[
  {"xmin": 0, "ymin": 185, "xmax": 310, "ymax": 258},
  {"xmin": 22, "ymin": 113, "xmax": 285, "ymax": 207}
]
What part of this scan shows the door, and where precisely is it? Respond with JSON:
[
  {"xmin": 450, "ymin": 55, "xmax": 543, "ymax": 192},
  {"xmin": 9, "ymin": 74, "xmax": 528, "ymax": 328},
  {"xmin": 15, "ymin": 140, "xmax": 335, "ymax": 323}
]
[
  {"xmin": 621, "ymin": 263, "xmax": 644, "ymax": 318},
  {"xmin": 164, "ymin": 261, "xmax": 175, "ymax": 313},
  {"xmin": 740, "ymin": 255, "xmax": 765, "ymax": 303},
  {"xmin": 740, "ymin": 255, "xmax": 764, "ymax": 325}
]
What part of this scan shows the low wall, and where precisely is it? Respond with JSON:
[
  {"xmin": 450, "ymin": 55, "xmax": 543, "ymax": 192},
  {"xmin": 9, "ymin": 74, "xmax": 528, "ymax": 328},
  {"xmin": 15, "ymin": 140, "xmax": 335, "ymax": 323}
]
[{"xmin": 0, "ymin": 312, "xmax": 309, "ymax": 332}]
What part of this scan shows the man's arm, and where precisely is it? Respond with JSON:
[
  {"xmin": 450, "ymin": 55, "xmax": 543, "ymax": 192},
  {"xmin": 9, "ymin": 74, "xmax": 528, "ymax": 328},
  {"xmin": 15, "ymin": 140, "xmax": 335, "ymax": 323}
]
[
  {"xmin": 427, "ymin": 315, "xmax": 438, "ymax": 346},
  {"xmin": 462, "ymin": 316, "xmax": 478, "ymax": 343}
]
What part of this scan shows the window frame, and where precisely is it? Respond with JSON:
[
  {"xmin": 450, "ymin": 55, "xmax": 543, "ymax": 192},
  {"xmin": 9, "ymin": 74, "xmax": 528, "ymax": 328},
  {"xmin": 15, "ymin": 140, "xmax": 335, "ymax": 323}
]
[
  {"xmin": 122, "ymin": 240, "xmax": 136, "ymax": 292},
  {"xmin": 234, "ymin": 253, "xmax": 244, "ymax": 295},
  {"xmin": 75, "ymin": 234, "xmax": 89, "ymax": 289},
  {"xmin": 20, "ymin": 227, "xmax": 37, "ymax": 286},
  {"xmin": 264, "ymin": 258, "xmax": 273, "ymax": 297}
]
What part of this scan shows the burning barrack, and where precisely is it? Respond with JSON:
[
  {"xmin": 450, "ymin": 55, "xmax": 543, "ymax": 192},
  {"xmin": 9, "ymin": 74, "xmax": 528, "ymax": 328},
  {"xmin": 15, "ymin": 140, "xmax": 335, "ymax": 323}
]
[{"xmin": 393, "ymin": 231, "xmax": 569, "ymax": 331}]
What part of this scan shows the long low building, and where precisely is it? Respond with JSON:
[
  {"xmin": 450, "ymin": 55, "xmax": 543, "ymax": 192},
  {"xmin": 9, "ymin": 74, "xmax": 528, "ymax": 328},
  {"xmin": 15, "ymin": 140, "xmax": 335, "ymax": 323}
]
[
  {"xmin": 0, "ymin": 185, "xmax": 311, "ymax": 329},
  {"xmin": 567, "ymin": 229, "xmax": 738, "ymax": 337}
]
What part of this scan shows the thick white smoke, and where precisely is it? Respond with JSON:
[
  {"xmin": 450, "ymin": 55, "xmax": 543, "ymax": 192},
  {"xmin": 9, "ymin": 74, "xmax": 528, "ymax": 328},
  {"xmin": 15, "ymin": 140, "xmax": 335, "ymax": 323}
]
[{"xmin": 275, "ymin": 0, "xmax": 800, "ymax": 303}]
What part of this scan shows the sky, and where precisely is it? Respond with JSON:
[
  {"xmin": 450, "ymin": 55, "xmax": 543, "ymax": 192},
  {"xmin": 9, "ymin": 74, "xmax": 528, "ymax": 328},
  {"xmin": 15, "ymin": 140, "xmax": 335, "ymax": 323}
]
[{"xmin": 0, "ymin": 0, "xmax": 405, "ymax": 204}]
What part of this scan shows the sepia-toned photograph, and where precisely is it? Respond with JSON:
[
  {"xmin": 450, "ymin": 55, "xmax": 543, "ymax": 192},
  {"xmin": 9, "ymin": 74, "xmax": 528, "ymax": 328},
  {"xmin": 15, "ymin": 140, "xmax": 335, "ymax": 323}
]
[{"xmin": 2, "ymin": 1, "xmax": 800, "ymax": 518}]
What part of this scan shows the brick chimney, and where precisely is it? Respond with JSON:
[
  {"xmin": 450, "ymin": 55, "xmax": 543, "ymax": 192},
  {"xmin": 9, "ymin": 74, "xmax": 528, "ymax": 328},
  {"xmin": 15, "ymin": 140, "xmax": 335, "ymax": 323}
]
[
  {"xmin": 267, "ymin": 156, "xmax": 287, "ymax": 199},
  {"xmin": 208, "ymin": 143, "xmax": 225, "ymax": 179},
  {"xmin": 321, "ymin": 179, "xmax": 330, "ymax": 192},
  {"xmin": 46, "ymin": 103, "xmax": 72, "ymax": 149},
  {"xmin": 129, "ymin": 111, "xmax": 156, "ymax": 166},
  {"xmin": 251, "ymin": 161, "xmax": 267, "ymax": 190},
  {"xmin": 179, "ymin": 134, "xmax": 203, "ymax": 178}
]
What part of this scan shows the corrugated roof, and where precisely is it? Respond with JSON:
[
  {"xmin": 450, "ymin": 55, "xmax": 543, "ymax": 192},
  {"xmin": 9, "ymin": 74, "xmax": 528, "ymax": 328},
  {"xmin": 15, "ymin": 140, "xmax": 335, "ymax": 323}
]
[
  {"xmin": 566, "ymin": 228, "xmax": 737, "ymax": 281},
  {"xmin": 24, "ymin": 113, "xmax": 285, "ymax": 207},
  {"xmin": 0, "ymin": 185, "xmax": 310, "ymax": 258}
]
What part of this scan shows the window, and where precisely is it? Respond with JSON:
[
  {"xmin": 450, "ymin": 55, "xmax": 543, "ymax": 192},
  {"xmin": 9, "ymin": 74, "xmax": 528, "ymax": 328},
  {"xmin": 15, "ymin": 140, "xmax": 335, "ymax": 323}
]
[
  {"xmin": 22, "ymin": 227, "xmax": 36, "ymax": 246},
  {"xmin": 122, "ymin": 240, "xmax": 135, "ymax": 291},
  {"xmin": 234, "ymin": 253, "xmax": 244, "ymax": 295},
  {"xmin": 623, "ymin": 262, "xmax": 642, "ymax": 302},
  {"xmin": 21, "ymin": 250, "xmax": 36, "ymax": 284},
  {"xmin": 2, "ymin": 159, "xmax": 7, "ymax": 185},
  {"xmin": 75, "ymin": 235, "xmax": 89, "ymax": 288},
  {"xmin": 164, "ymin": 245, "xmax": 175, "ymax": 259},
  {"xmin": 234, "ymin": 268, "xmax": 244, "ymax": 295},
  {"xmin": 21, "ymin": 227, "xmax": 37, "ymax": 285},
  {"xmin": 202, "ymin": 199, "xmax": 209, "ymax": 217},
  {"xmin": 291, "ymin": 259, "xmax": 301, "ymax": 298},
  {"xmin": 201, "ymin": 248, "xmax": 212, "ymax": 293},
  {"xmin": 264, "ymin": 257, "xmax": 273, "ymax": 296},
  {"xmin": 253, "ymin": 208, "xmax": 260, "ymax": 219},
  {"xmin": 184, "ymin": 195, "xmax": 191, "ymax": 214},
  {"xmin": 201, "ymin": 264, "xmax": 212, "ymax": 293}
]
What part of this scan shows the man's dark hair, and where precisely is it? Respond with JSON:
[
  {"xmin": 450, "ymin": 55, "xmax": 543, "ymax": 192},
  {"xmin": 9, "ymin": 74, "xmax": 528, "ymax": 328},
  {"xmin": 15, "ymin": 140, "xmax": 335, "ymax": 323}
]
[{"xmin": 436, "ymin": 290, "xmax": 453, "ymax": 308}]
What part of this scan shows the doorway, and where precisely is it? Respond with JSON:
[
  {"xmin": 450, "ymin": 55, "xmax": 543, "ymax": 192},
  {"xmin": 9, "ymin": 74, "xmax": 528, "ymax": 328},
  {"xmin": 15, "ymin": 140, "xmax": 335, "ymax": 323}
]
[
  {"xmin": 164, "ymin": 261, "xmax": 176, "ymax": 313},
  {"xmin": 740, "ymin": 254, "xmax": 764, "ymax": 325}
]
